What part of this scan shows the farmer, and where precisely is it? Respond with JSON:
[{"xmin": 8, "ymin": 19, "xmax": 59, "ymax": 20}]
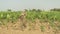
[{"xmin": 19, "ymin": 11, "xmax": 27, "ymax": 31}]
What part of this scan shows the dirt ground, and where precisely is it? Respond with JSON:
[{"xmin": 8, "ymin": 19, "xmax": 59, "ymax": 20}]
[
  {"xmin": 0, "ymin": 27, "xmax": 55, "ymax": 34},
  {"xmin": 0, "ymin": 21, "xmax": 60, "ymax": 34},
  {"xmin": 0, "ymin": 27, "xmax": 60, "ymax": 34},
  {"xmin": 0, "ymin": 26, "xmax": 60, "ymax": 34}
]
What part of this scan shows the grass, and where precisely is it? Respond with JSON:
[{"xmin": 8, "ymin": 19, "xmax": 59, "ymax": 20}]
[{"xmin": 40, "ymin": 25, "xmax": 45, "ymax": 32}]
